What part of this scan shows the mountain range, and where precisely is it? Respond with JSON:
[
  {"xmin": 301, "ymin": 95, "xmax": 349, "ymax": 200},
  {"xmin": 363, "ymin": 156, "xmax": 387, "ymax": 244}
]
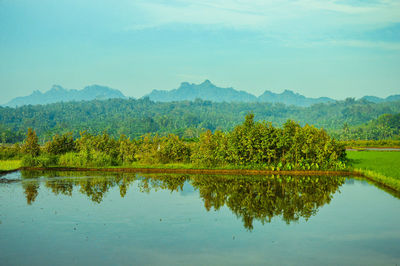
[
  {"xmin": 4, "ymin": 85, "xmax": 126, "ymax": 107},
  {"xmin": 146, "ymin": 80, "xmax": 335, "ymax": 106},
  {"xmin": 361, "ymin": 95, "xmax": 400, "ymax": 103},
  {"xmin": 146, "ymin": 80, "xmax": 400, "ymax": 106},
  {"xmin": 4, "ymin": 80, "xmax": 399, "ymax": 107}
]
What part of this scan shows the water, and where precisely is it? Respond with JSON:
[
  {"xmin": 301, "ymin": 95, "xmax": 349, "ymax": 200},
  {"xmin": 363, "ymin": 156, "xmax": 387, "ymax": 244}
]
[{"xmin": 1, "ymin": 171, "xmax": 400, "ymax": 265}]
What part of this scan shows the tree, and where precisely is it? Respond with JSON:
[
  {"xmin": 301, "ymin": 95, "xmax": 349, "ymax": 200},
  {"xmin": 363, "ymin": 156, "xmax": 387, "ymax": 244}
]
[
  {"xmin": 44, "ymin": 132, "xmax": 75, "ymax": 155},
  {"xmin": 22, "ymin": 128, "xmax": 40, "ymax": 156}
]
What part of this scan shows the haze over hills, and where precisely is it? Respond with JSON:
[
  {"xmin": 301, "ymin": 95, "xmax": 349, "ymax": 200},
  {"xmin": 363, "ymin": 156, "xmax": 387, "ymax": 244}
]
[
  {"xmin": 146, "ymin": 80, "xmax": 336, "ymax": 107},
  {"xmin": 146, "ymin": 80, "xmax": 259, "ymax": 103},
  {"xmin": 361, "ymin": 95, "xmax": 400, "ymax": 103},
  {"xmin": 4, "ymin": 80, "xmax": 400, "ymax": 107},
  {"xmin": 146, "ymin": 80, "xmax": 400, "ymax": 107},
  {"xmin": 4, "ymin": 85, "xmax": 126, "ymax": 107}
]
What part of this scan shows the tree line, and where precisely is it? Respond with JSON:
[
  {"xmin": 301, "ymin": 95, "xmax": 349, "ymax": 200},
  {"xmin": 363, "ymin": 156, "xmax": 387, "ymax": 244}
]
[
  {"xmin": 333, "ymin": 113, "xmax": 400, "ymax": 141},
  {"xmin": 4, "ymin": 114, "xmax": 346, "ymax": 170},
  {"xmin": 1, "ymin": 97, "xmax": 400, "ymax": 143}
]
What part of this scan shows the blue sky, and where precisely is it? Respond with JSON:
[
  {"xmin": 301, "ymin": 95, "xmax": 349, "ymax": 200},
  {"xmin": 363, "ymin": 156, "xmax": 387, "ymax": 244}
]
[{"xmin": 0, "ymin": 0, "xmax": 399, "ymax": 103}]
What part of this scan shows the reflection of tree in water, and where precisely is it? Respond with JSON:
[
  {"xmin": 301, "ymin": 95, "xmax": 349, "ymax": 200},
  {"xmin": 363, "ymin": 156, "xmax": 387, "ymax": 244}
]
[
  {"xmin": 20, "ymin": 171, "xmax": 344, "ymax": 230},
  {"xmin": 46, "ymin": 175, "xmax": 137, "ymax": 203},
  {"xmin": 21, "ymin": 171, "xmax": 138, "ymax": 204},
  {"xmin": 22, "ymin": 180, "xmax": 39, "ymax": 205},
  {"xmin": 137, "ymin": 175, "xmax": 189, "ymax": 194},
  {"xmin": 192, "ymin": 176, "xmax": 345, "ymax": 230}
]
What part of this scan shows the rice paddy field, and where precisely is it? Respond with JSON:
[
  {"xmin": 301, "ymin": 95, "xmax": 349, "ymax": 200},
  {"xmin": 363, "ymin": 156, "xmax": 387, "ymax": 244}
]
[
  {"xmin": 347, "ymin": 151, "xmax": 400, "ymax": 180},
  {"xmin": 347, "ymin": 150, "xmax": 400, "ymax": 191}
]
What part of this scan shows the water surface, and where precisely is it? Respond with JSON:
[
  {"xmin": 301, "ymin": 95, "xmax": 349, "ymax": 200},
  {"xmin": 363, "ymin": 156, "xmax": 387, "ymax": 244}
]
[{"xmin": 1, "ymin": 171, "xmax": 399, "ymax": 265}]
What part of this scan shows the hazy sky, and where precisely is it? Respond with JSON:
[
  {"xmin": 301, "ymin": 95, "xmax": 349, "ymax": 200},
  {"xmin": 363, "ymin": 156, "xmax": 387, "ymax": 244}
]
[{"xmin": 1, "ymin": 0, "xmax": 400, "ymax": 103}]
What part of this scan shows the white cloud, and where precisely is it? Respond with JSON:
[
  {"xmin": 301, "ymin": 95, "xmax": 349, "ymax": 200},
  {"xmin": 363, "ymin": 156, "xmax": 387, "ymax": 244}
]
[
  {"xmin": 125, "ymin": 0, "xmax": 400, "ymax": 50},
  {"xmin": 128, "ymin": 0, "xmax": 400, "ymax": 31}
]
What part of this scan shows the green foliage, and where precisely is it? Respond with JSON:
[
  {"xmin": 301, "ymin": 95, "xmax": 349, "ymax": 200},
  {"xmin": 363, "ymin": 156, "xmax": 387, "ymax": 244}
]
[
  {"xmin": 11, "ymin": 114, "xmax": 348, "ymax": 170},
  {"xmin": 0, "ymin": 124, "xmax": 24, "ymax": 143},
  {"xmin": 1, "ymin": 97, "xmax": 400, "ymax": 142},
  {"xmin": 58, "ymin": 150, "xmax": 117, "ymax": 168},
  {"xmin": 21, "ymin": 128, "xmax": 40, "ymax": 157},
  {"xmin": 117, "ymin": 134, "xmax": 137, "ymax": 165},
  {"xmin": 191, "ymin": 130, "xmax": 228, "ymax": 167},
  {"xmin": 44, "ymin": 132, "xmax": 75, "ymax": 155},
  {"xmin": 22, "ymin": 154, "xmax": 58, "ymax": 167},
  {"xmin": 340, "ymin": 139, "xmax": 400, "ymax": 148},
  {"xmin": 157, "ymin": 134, "xmax": 191, "ymax": 164},
  {"xmin": 192, "ymin": 114, "xmax": 346, "ymax": 169},
  {"xmin": 0, "ymin": 160, "xmax": 21, "ymax": 170},
  {"xmin": 0, "ymin": 143, "xmax": 22, "ymax": 160},
  {"xmin": 58, "ymin": 152, "xmax": 86, "ymax": 167},
  {"xmin": 334, "ymin": 113, "xmax": 400, "ymax": 141}
]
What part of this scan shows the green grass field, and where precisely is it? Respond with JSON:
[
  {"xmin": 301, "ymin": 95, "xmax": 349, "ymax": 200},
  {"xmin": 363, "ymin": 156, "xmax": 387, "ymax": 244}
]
[
  {"xmin": 0, "ymin": 160, "xmax": 22, "ymax": 171},
  {"xmin": 347, "ymin": 151, "xmax": 400, "ymax": 191},
  {"xmin": 347, "ymin": 151, "xmax": 400, "ymax": 180}
]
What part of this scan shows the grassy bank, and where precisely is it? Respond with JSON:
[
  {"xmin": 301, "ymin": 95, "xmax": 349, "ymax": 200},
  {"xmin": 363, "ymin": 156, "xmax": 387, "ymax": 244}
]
[
  {"xmin": 347, "ymin": 150, "xmax": 400, "ymax": 191},
  {"xmin": 340, "ymin": 140, "xmax": 400, "ymax": 149},
  {"xmin": 0, "ymin": 160, "xmax": 21, "ymax": 171}
]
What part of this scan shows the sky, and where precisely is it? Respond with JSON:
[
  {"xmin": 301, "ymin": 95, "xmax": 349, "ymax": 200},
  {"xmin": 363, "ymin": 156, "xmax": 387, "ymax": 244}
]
[{"xmin": 0, "ymin": 0, "xmax": 400, "ymax": 104}]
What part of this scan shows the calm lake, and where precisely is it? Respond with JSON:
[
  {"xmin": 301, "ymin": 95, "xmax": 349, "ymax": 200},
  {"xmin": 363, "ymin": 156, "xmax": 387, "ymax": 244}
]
[{"xmin": 1, "ymin": 171, "xmax": 400, "ymax": 265}]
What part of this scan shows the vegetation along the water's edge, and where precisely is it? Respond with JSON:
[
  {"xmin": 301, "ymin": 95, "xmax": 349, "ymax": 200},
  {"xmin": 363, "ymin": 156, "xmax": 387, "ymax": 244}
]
[{"xmin": 1, "ymin": 114, "xmax": 400, "ymax": 193}]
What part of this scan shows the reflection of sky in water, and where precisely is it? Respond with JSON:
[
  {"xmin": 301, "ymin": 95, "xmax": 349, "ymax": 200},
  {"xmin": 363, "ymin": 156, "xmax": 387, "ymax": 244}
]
[
  {"xmin": 179, "ymin": 182, "xmax": 195, "ymax": 196},
  {"xmin": 0, "ymin": 172, "xmax": 400, "ymax": 265}
]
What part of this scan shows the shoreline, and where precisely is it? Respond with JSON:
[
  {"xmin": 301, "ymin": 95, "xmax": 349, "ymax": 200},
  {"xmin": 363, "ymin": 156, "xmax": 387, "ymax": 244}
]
[
  {"xmin": 20, "ymin": 166, "xmax": 360, "ymax": 176},
  {"xmin": 2, "ymin": 166, "xmax": 399, "ymax": 194}
]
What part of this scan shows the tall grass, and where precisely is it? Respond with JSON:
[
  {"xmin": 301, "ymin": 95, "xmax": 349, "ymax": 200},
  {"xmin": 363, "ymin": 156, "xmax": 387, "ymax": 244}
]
[
  {"xmin": 0, "ymin": 160, "xmax": 21, "ymax": 171},
  {"xmin": 341, "ymin": 140, "xmax": 400, "ymax": 148}
]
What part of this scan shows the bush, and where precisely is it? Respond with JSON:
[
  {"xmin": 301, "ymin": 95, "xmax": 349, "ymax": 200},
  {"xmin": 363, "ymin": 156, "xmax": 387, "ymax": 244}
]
[
  {"xmin": 0, "ymin": 144, "xmax": 21, "ymax": 160},
  {"xmin": 22, "ymin": 154, "xmax": 58, "ymax": 167},
  {"xmin": 58, "ymin": 151, "xmax": 118, "ymax": 167},
  {"xmin": 44, "ymin": 132, "xmax": 75, "ymax": 155}
]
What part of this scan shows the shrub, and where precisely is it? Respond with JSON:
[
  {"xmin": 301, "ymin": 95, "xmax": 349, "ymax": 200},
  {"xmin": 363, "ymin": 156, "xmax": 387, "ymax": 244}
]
[
  {"xmin": 22, "ymin": 154, "xmax": 58, "ymax": 167},
  {"xmin": 44, "ymin": 132, "xmax": 75, "ymax": 155}
]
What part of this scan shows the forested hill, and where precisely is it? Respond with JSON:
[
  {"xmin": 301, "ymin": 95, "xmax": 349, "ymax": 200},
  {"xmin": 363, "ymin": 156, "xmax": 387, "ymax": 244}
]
[
  {"xmin": 4, "ymin": 84, "xmax": 126, "ymax": 107},
  {"xmin": 1, "ymin": 97, "xmax": 400, "ymax": 143},
  {"xmin": 361, "ymin": 94, "xmax": 400, "ymax": 103},
  {"xmin": 146, "ymin": 80, "xmax": 335, "ymax": 107}
]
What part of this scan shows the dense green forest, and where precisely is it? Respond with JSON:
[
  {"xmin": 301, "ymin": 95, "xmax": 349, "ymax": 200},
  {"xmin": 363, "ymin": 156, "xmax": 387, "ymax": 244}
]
[
  {"xmin": 333, "ymin": 113, "xmax": 400, "ymax": 140},
  {"xmin": 1, "ymin": 97, "xmax": 400, "ymax": 143},
  {"xmin": 1, "ymin": 114, "xmax": 346, "ymax": 170}
]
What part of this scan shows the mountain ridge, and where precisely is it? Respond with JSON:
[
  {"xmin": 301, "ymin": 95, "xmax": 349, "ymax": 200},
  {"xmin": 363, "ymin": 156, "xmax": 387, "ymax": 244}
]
[
  {"xmin": 146, "ymin": 80, "xmax": 400, "ymax": 107},
  {"xmin": 4, "ymin": 84, "xmax": 126, "ymax": 107},
  {"xmin": 146, "ymin": 80, "xmax": 335, "ymax": 107},
  {"xmin": 4, "ymin": 80, "xmax": 399, "ymax": 107}
]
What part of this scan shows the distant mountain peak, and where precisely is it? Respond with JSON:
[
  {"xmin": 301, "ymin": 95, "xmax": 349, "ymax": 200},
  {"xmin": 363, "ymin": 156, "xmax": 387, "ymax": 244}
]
[
  {"xmin": 4, "ymin": 84, "xmax": 126, "ymax": 107},
  {"xmin": 201, "ymin": 79, "xmax": 213, "ymax": 86},
  {"xmin": 50, "ymin": 85, "xmax": 65, "ymax": 91},
  {"xmin": 282, "ymin": 89, "xmax": 295, "ymax": 95},
  {"xmin": 179, "ymin": 82, "xmax": 191, "ymax": 88}
]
